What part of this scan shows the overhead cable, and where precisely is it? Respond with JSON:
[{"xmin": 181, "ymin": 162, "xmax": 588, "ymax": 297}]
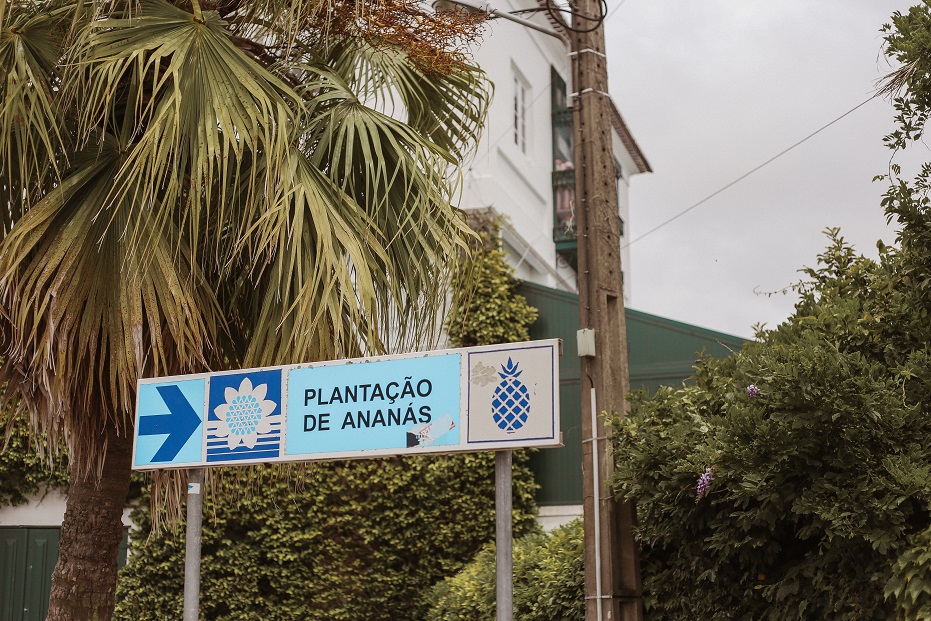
[{"xmin": 622, "ymin": 94, "xmax": 880, "ymax": 249}]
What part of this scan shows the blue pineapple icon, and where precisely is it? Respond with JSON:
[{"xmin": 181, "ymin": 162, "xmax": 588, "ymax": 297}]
[{"xmin": 492, "ymin": 358, "xmax": 530, "ymax": 433}]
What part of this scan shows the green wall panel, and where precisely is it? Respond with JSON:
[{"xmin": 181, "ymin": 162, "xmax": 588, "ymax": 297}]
[
  {"xmin": 626, "ymin": 308, "xmax": 746, "ymax": 394},
  {"xmin": 518, "ymin": 283, "xmax": 584, "ymax": 506},
  {"xmin": 22, "ymin": 529, "xmax": 58, "ymax": 621}
]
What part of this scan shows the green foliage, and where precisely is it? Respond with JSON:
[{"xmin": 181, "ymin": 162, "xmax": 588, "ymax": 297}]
[
  {"xmin": 887, "ymin": 526, "xmax": 931, "ymax": 620},
  {"xmin": 115, "ymin": 454, "xmax": 538, "ymax": 621},
  {"xmin": 0, "ymin": 413, "xmax": 68, "ymax": 506},
  {"xmin": 426, "ymin": 519, "xmax": 584, "ymax": 621},
  {"xmin": 881, "ymin": 2, "xmax": 931, "ymax": 151},
  {"xmin": 601, "ymin": 9, "xmax": 931, "ymax": 618},
  {"xmin": 116, "ymin": 210, "xmax": 545, "ymax": 621},
  {"xmin": 446, "ymin": 213, "xmax": 538, "ymax": 348},
  {"xmin": 610, "ymin": 230, "xmax": 931, "ymax": 620}
]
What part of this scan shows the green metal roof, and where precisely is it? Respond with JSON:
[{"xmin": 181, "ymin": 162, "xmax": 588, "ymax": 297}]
[
  {"xmin": 516, "ymin": 282, "xmax": 748, "ymax": 505},
  {"xmin": 626, "ymin": 308, "xmax": 746, "ymax": 394}
]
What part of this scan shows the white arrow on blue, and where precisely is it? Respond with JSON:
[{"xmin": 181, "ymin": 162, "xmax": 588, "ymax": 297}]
[{"xmin": 135, "ymin": 379, "xmax": 205, "ymax": 467}]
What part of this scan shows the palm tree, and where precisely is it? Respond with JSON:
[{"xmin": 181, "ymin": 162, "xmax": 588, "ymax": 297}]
[{"xmin": 0, "ymin": 1, "xmax": 489, "ymax": 618}]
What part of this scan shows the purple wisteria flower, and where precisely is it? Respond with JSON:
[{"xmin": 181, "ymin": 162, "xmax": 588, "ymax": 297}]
[
  {"xmin": 746, "ymin": 384, "xmax": 760, "ymax": 399},
  {"xmin": 695, "ymin": 467, "xmax": 715, "ymax": 503}
]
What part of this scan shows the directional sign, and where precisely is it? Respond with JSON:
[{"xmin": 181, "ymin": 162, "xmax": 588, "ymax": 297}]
[
  {"xmin": 135, "ymin": 379, "xmax": 205, "ymax": 466},
  {"xmin": 132, "ymin": 339, "xmax": 560, "ymax": 470}
]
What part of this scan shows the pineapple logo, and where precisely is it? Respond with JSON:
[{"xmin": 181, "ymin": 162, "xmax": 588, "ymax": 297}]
[{"xmin": 492, "ymin": 358, "xmax": 531, "ymax": 433}]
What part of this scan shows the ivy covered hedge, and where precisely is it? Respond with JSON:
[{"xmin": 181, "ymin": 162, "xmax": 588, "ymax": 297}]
[{"xmin": 116, "ymin": 454, "xmax": 539, "ymax": 620}]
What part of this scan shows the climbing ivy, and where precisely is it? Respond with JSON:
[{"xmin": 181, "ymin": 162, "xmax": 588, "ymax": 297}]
[
  {"xmin": 116, "ymin": 454, "xmax": 539, "ymax": 620},
  {"xmin": 0, "ymin": 412, "xmax": 68, "ymax": 507},
  {"xmin": 446, "ymin": 210, "xmax": 538, "ymax": 347}
]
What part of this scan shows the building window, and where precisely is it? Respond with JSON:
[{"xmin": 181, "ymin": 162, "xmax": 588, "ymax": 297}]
[
  {"xmin": 513, "ymin": 72, "xmax": 529, "ymax": 153},
  {"xmin": 551, "ymin": 69, "xmax": 575, "ymax": 241},
  {"xmin": 614, "ymin": 158, "xmax": 624, "ymax": 236}
]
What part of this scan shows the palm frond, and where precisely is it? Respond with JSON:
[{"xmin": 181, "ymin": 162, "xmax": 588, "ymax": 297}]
[
  {"xmin": 330, "ymin": 40, "xmax": 492, "ymax": 162},
  {"xmin": 66, "ymin": 0, "xmax": 302, "ymax": 263},
  {"xmin": 0, "ymin": 5, "xmax": 70, "ymax": 225},
  {"xmin": 0, "ymin": 135, "xmax": 223, "ymax": 475},
  {"xmin": 294, "ymin": 56, "xmax": 474, "ymax": 350}
]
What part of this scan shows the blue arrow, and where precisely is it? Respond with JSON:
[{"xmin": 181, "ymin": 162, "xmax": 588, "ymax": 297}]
[{"xmin": 139, "ymin": 385, "xmax": 202, "ymax": 463}]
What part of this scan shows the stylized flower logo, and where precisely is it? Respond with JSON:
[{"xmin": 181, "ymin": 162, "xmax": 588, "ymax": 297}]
[{"xmin": 212, "ymin": 378, "xmax": 276, "ymax": 449}]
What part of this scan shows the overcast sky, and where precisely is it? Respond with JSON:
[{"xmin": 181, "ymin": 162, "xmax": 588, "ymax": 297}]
[{"xmin": 604, "ymin": 1, "xmax": 925, "ymax": 338}]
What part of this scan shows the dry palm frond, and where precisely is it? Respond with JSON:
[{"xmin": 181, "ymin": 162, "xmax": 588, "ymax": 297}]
[{"xmin": 878, "ymin": 57, "xmax": 922, "ymax": 99}]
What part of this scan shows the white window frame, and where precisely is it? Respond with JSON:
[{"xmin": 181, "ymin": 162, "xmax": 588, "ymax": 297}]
[{"xmin": 513, "ymin": 69, "xmax": 530, "ymax": 154}]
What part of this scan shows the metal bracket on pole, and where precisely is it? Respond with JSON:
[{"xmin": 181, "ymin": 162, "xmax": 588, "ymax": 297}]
[
  {"xmin": 568, "ymin": 48, "xmax": 607, "ymax": 58},
  {"xmin": 434, "ymin": 0, "xmax": 563, "ymax": 39},
  {"xmin": 183, "ymin": 468, "xmax": 205, "ymax": 621}
]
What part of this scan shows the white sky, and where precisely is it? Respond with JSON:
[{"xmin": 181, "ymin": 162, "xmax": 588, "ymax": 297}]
[{"xmin": 604, "ymin": 1, "xmax": 926, "ymax": 338}]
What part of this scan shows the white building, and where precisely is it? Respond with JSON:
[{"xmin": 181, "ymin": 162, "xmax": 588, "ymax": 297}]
[{"xmin": 456, "ymin": 0, "xmax": 651, "ymax": 302}]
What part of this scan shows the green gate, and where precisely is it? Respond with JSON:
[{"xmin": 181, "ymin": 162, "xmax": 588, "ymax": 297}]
[{"xmin": 0, "ymin": 528, "xmax": 59, "ymax": 621}]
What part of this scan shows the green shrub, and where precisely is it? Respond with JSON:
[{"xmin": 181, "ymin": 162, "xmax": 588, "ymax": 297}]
[
  {"xmin": 610, "ymin": 231, "xmax": 931, "ymax": 620},
  {"xmin": 116, "ymin": 453, "xmax": 539, "ymax": 621},
  {"xmin": 426, "ymin": 519, "xmax": 584, "ymax": 621},
  {"xmin": 446, "ymin": 211, "xmax": 537, "ymax": 348}
]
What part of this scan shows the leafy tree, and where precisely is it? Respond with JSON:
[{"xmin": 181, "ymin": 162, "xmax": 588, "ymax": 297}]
[
  {"xmin": 606, "ymin": 5, "xmax": 931, "ymax": 617},
  {"xmin": 0, "ymin": 1, "xmax": 489, "ymax": 618},
  {"xmin": 612, "ymin": 280, "xmax": 931, "ymax": 618}
]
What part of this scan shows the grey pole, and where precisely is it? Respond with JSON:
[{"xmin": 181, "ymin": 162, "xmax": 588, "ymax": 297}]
[
  {"xmin": 183, "ymin": 468, "xmax": 205, "ymax": 621},
  {"xmin": 495, "ymin": 450, "xmax": 513, "ymax": 621}
]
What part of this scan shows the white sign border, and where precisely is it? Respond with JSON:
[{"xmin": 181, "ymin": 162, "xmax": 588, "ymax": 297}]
[{"xmin": 132, "ymin": 339, "xmax": 561, "ymax": 470}]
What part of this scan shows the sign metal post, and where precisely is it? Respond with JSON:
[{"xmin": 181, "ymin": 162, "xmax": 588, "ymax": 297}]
[
  {"xmin": 495, "ymin": 450, "xmax": 513, "ymax": 621},
  {"xmin": 183, "ymin": 468, "xmax": 205, "ymax": 621}
]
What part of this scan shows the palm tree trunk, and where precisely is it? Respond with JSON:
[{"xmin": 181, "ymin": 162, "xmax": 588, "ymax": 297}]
[{"xmin": 46, "ymin": 424, "xmax": 133, "ymax": 621}]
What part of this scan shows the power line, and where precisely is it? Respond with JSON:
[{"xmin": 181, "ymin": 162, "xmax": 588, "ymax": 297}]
[
  {"xmin": 622, "ymin": 94, "xmax": 880, "ymax": 249},
  {"xmin": 605, "ymin": 0, "xmax": 629, "ymax": 21}
]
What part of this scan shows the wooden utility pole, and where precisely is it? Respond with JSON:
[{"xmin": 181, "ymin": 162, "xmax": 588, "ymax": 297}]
[{"xmin": 569, "ymin": 2, "xmax": 643, "ymax": 620}]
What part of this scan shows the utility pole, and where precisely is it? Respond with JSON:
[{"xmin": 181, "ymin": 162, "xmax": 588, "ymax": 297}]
[
  {"xmin": 435, "ymin": 1, "xmax": 642, "ymax": 617},
  {"xmin": 570, "ymin": 2, "xmax": 643, "ymax": 620}
]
